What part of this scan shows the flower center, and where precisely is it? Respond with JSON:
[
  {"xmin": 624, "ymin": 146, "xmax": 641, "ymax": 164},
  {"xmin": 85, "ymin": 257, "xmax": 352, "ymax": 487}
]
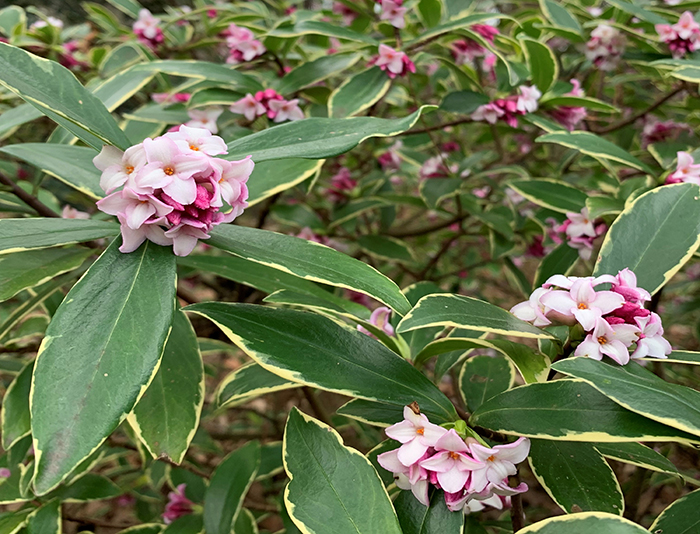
[
  {"xmin": 189, "ymin": 144, "xmax": 199, "ymax": 151},
  {"xmin": 487, "ymin": 455, "xmax": 496, "ymax": 462},
  {"xmin": 578, "ymin": 303, "xmax": 588, "ymax": 309},
  {"xmin": 164, "ymin": 166, "xmax": 175, "ymax": 176},
  {"xmin": 448, "ymin": 451, "xmax": 459, "ymax": 460},
  {"xmin": 125, "ymin": 165, "xmax": 134, "ymax": 174},
  {"xmin": 415, "ymin": 428, "xmax": 424, "ymax": 435},
  {"xmin": 597, "ymin": 336, "xmax": 608, "ymax": 345}
]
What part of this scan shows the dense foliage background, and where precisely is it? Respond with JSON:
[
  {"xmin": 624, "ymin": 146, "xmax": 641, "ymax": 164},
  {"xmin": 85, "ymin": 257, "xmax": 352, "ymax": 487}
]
[{"xmin": 1, "ymin": 0, "xmax": 700, "ymax": 533}]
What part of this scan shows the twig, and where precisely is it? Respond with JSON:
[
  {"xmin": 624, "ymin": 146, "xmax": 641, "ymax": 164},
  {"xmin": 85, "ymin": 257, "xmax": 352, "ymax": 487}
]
[
  {"xmin": 397, "ymin": 117, "xmax": 474, "ymax": 136},
  {"xmin": 591, "ymin": 83, "xmax": 686, "ymax": 135},
  {"xmin": 63, "ymin": 514, "xmax": 137, "ymax": 529},
  {"xmin": 388, "ymin": 215, "xmax": 465, "ymax": 238},
  {"xmin": 0, "ymin": 172, "xmax": 60, "ymax": 218},
  {"xmin": 301, "ymin": 387, "xmax": 333, "ymax": 426},
  {"xmin": 511, "ymin": 493, "xmax": 525, "ymax": 532}
]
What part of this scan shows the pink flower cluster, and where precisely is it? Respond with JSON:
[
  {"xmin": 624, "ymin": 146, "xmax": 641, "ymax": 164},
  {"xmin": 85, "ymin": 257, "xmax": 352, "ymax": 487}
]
[
  {"xmin": 511, "ymin": 269, "xmax": 672, "ymax": 365},
  {"xmin": 378, "ymin": 406, "xmax": 529, "ymax": 512},
  {"xmin": 152, "ymin": 93, "xmax": 191, "ymax": 105},
  {"xmin": 94, "ymin": 126, "xmax": 253, "ymax": 256},
  {"xmin": 471, "ymin": 86, "xmax": 541, "ymax": 128},
  {"xmin": 358, "ymin": 306, "xmax": 394, "ymax": 338},
  {"xmin": 333, "ymin": 2, "xmax": 359, "ymax": 26},
  {"xmin": 133, "ymin": 9, "xmax": 164, "ymax": 49},
  {"xmin": 379, "ymin": 0, "xmax": 407, "ymax": 29},
  {"xmin": 549, "ymin": 207, "xmax": 606, "ymax": 260},
  {"xmin": 585, "ymin": 24, "xmax": 626, "ymax": 71},
  {"xmin": 371, "ymin": 44, "xmax": 416, "ymax": 79},
  {"xmin": 641, "ymin": 118, "xmax": 692, "ymax": 148},
  {"xmin": 230, "ymin": 89, "xmax": 304, "ymax": 123},
  {"xmin": 163, "ymin": 483, "xmax": 193, "ymax": 524},
  {"xmin": 419, "ymin": 154, "xmax": 458, "ymax": 179},
  {"xmin": 327, "ymin": 167, "xmax": 357, "ymax": 203},
  {"xmin": 222, "ymin": 23, "xmax": 266, "ymax": 64},
  {"xmin": 378, "ymin": 141, "xmax": 403, "ymax": 171},
  {"xmin": 451, "ymin": 25, "xmax": 499, "ymax": 68},
  {"xmin": 656, "ymin": 12, "xmax": 700, "ymax": 58},
  {"xmin": 666, "ymin": 151, "xmax": 700, "ymax": 185},
  {"xmin": 548, "ymin": 79, "xmax": 587, "ymax": 131}
]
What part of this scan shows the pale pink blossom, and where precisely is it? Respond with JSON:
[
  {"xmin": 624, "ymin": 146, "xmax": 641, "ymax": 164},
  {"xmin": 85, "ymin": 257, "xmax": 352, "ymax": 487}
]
[
  {"xmin": 585, "ymin": 24, "xmax": 625, "ymax": 70},
  {"xmin": 668, "ymin": 151, "xmax": 700, "ymax": 184},
  {"xmin": 419, "ymin": 154, "xmax": 457, "ymax": 179},
  {"xmin": 358, "ymin": 306, "xmax": 394, "ymax": 338},
  {"xmin": 631, "ymin": 313, "xmax": 672, "ymax": 360},
  {"xmin": 96, "ymin": 188, "xmax": 173, "ymax": 231},
  {"xmin": 152, "ymin": 93, "xmax": 191, "ymax": 105},
  {"xmin": 510, "ymin": 287, "xmax": 552, "ymax": 327},
  {"xmin": 612, "ymin": 268, "xmax": 651, "ymax": 305},
  {"xmin": 163, "ymin": 484, "xmax": 194, "ymax": 524},
  {"xmin": 230, "ymin": 94, "xmax": 267, "ymax": 121},
  {"xmin": 377, "ymin": 449, "xmax": 430, "ymax": 506},
  {"xmin": 30, "ymin": 16, "xmax": 63, "ymax": 30},
  {"xmin": 268, "ymin": 99, "xmax": 304, "ymax": 122},
  {"xmin": 184, "ymin": 107, "xmax": 223, "ymax": 134},
  {"xmin": 565, "ymin": 207, "xmax": 597, "ymax": 239},
  {"xmin": 380, "ymin": 0, "xmax": 407, "ymax": 28},
  {"xmin": 418, "ymin": 430, "xmax": 483, "ymax": 493},
  {"xmin": 468, "ymin": 438, "xmax": 530, "ymax": 493},
  {"xmin": 93, "ymin": 144, "xmax": 148, "ymax": 194},
  {"xmin": 133, "ymin": 9, "xmax": 163, "ymax": 48},
  {"xmin": 516, "ymin": 85, "xmax": 541, "ymax": 114},
  {"xmin": 223, "ymin": 23, "xmax": 266, "ymax": 64},
  {"xmin": 61, "ymin": 206, "xmax": 90, "ymax": 219},
  {"xmin": 542, "ymin": 278, "xmax": 625, "ymax": 330},
  {"xmin": 373, "ymin": 44, "xmax": 416, "ymax": 78},
  {"xmin": 165, "ymin": 125, "xmax": 227, "ymax": 156},
  {"xmin": 471, "ymin": 103, "xmax": 504, "ymax": 124},
  {"xmin": 384, "ymin": 406, "xmax": 447, "ymax": 466},
  {"xmin": 574, "ymin": 317, "xmax": 639, "ymax": 365}
]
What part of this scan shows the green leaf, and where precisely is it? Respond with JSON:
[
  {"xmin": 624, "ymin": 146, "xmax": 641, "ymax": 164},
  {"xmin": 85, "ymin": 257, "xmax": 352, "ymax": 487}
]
[
  {"xmin": 257, "ymin": 442, "xmax": 284, "ymax": 480},
  {"xmin": 593, "ymin": 442, "xmax": 679, "ymax": 476},
  {"xmin": 283, "ymin": 408, "xmax": 402, "ymax": 534},
  {"xmin": 540, "ymin": 96, "xmax": 619, "ymax": 113},
  {"xmin": 528, "ymin": 440, "xmax": 623, "ymax": 515},
  {"xmin": 397, "ymin": 294, "xmax": 552, "ymax": 339},
  {"xmin": 470, "ymin": 379, "xmax": 700, "ymax": 443},
  {"xmin": 406, "ymin": 13, "xmax": 514, "ymax": 46},
  {"xmin": 207, "ymin": 225, "xmax": 411, "ymax": 315},
  {"xmin": 247, "ymin": 159, "xmax": 324, "ymax": 207},
  {"xmin": 0, "ymin": 105, "xmax": 42, "ymax": 140},
  {"xmin": 536, "ymin": 131, "xmax": 654, "ymax": 173},
  {"xmin": 276, "ymin": 53, "xmax": 359, "ymax": 96},
  {"xmin": 586, "ymin": 196, "xmax": 624, "ymax": 219},
  {"xmin": 649, "ymin": 487, "xmax": 700, "ymax": 534},
  {"xmin": 0, "ymin": 509, "xmax": 32, "ymax": 534},
  {"xmin": 420, "ymin": 179, "xmax": 463, "ymax": 209},
  {"xmin": 418, "ymin": 0, "xmax": 442, "ymax": 28},
  {"xmin": 115, "ymin": 526, "xmax": 164, "ymax": 534},
  {"xmin": 534, "ymin": 243, "xmax": 580, "ymax": 288},
  {"xmin": 204, "ymin": 441, "xmax": 261, "ymax": 534},
  {"xmin": 0, "ymin": 218, "xmax": 118, "ymax": 255},
  {"xmin": 336, "ymin": 398, "xmax": 406, "ymax": 427},
  {"xmin": 509, "ymin": 179, "xmax": 587, "ymax": 213},
  {"xmin": 268, "ymin": 20, "xmax": 379, "ymax": 45},
  {"xmin": 31, "ymin": 239, "xmax": 176, "ymax": 495},
  {"xmin": 0, "ymin": 6, "xmax": 25, "ymax": 37},
  {"xmin": 459, "ymin": 355, "xmax": 515, "ymax": 413},
  {"xmin": 48, "ymin": 473, "xmax": 121, "ymax": 502},
  {"xmin": 660, "ymin": 351, "xmax": 700, "ymax": 365},
  {"xmin": 177, "ymin": 254, "xmax": 367, "ymax": 317},
  {"xmin": 216, "ymin": 361, "xmax": 301, "ymax": 409},
  {"xmin": 593, "ymin": 183, "xmax": 700, "ymax": 295},
  {"xmin": 358, "ymin": 235, "xmax": 414, "ymax": 264},
  {"xmin": 1, "ymin": 361, "xmax": 32, "ymax": 449},
  {"xmin": 539, "ymin": 0, "xmax": 581, "ymax": 34},
  {"xmin": 0, "ymin": 144, "xmax": 102, "ymax": 199},
  {"xmin": 519, "ymin": 512, "xmax": 647, "ymax": 533},
  {"xmin": 520, "ymin": 37, "xmax": 558, "ymax": 93},
  {"xmin": 440, "ymin": 90, "xmax": 490, "ymax": 114},
  {"xmin": 0, "ymin": 43, "xmax": 131, "ymax": 150},
  {"xmin": 185, "ymin": 303, "xmax": 458, "ymax": 424},
  {"xmin": 395, "ymin": 488, "xmax": 464, "ymax": 534},
  {"xmin": 233, "ymin": 509, "xmax": 259, "ymax": 534},
  {"xmin": 129, "ymin": 310, "xmax": 204, "ymax": 464},
  {"xmin": 223, "ymin": 106, "xmax": 436, "ymax": 162},
  {"xmin": 552, "ymin": 358, "xmax": 700, "ymax": 439},
  {"xmin": 163, "ymin": 515, "xmax": 203, "ymax": 534},
  {"xmin": 329, "ymin": 67, "xmax": 391, "ymax": 118},
  {"xmin": 25, "ymin": 500, "xmax": 60, "ymax": 534},
  {"xmin": 605, "ymin": 0, "xmax": 667, "ymax": 25},
  {"xmin": 140, "ymin": 60, "xmax": 263, "ymax": 94}
]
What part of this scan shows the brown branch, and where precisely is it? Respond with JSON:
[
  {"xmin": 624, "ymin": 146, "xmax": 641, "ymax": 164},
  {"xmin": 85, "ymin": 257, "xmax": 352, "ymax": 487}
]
[
  {"xmin": 388, "ymin": 215, "xmax": 464, "ymax": 238},
  {"xmin": 0, "ymin": 172, "xmax": 60, "ymax": 218},
  {"xmin": 63, "ymin": 514, "xmax": 137, "ymax": 529},
  {"xmin": 591, "ymin": 83, "xmax": 686, "ymax": 135},
  {"xmin": 511, "ymin": 492, "xmax": 525, "ymax": 532}
]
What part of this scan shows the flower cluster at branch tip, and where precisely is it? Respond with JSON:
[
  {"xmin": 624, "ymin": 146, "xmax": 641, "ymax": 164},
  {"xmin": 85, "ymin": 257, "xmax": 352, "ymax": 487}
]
[
  {"xmin": 152, "ymin": 93, "xmax": 192, "ymax": 105},
  {"xmin": 94, "ymin": 126, "xmax": 253, "ymax": 256},
  {"xmin": 548, "ymin": 79, "xmax": 587, "ymax": 131},
  {"xmin": 378, "ymin": 0, "xmax": 406, "ymax": 29},
  {"xmin": 378, "ymin": 141, "xmax": 403, "ymax": 171},
  {"xmin": 656, "ymin": 12, "xmax": 700, "ymax": 58},
  {"xmin": 641, "ymin": 118, "xmax": 692, "ymax": 148},
  {"xmin": 378, "ymin": 406, "xmax": 529, "ymax": 513},
  {"xmin": 327, "ymin": 167, "xmax": 357, "ymax": 203},
  {"xmin": 585, "ymin": 24, "xmax": 626, "ymax": 71},
  {"xmin": 163, "ymin": 483, "xmax": 193, "ymax": 524},
  {"xmin": 358, "ymin": 307, "xmax": 394, "ymax": 338},
  {"xmin": 371, "ymin": 44, "xmax": 416, "ymax": 79},
  {"xmin": 333, "ymin": 2, "xmax": 359, "ymax": 26},
  {"xmin": 133, "ymin": 9, "xmax": 164, "ymax": 49},
  {"xmin": 419, "ymin": 154, "xmax": 459, "ymax": 179},
  {"xmin": 471, "ymin": 86, "xmax": 542, "ymax": 128},
  {"xmin": 666, "ymin": 151, "xmax": 700, "ymax": 185},
  {"xmin": 511, "ymin": 269, "xmax": 672, "ymax": 365},
  {"xmin": 222, "ymin": 23, "xmax": 266, "ymax": 64},
  {"xmin": 549, "ymin": 207, "xmax": 606, "ymax": 260},
  {"xmin": 451, "ymin": 24, "xmax": 499, "ymax": 72},
  {"xmin": 230, "ymin": 89, "xmax": 304, "ymax": 123},
  {"xmin": 30, "ymin": 16, "xmax": 63, "ymax": 31}
]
